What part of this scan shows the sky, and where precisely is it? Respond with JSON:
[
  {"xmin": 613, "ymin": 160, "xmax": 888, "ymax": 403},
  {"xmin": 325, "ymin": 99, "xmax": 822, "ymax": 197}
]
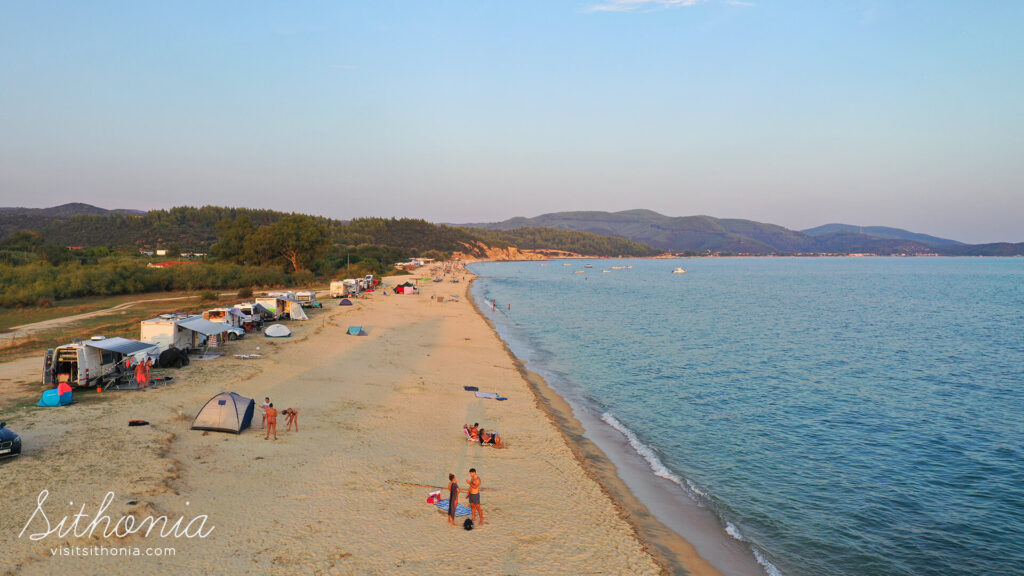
[{"xmin": 1, "ymin": 1, "xmax": 1022, "ymax": 244}]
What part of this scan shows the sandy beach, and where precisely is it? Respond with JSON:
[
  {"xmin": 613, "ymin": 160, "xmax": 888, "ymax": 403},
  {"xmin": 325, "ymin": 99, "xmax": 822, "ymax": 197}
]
[{"xmin": 0, "ymin": 274, "xmax": 722, "ymax": 576}]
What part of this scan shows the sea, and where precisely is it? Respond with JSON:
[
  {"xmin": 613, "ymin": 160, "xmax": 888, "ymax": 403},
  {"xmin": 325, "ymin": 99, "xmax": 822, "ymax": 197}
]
[{"xmin": 468, "ymin": 257, "xmax": 1024, "ymax": 576}]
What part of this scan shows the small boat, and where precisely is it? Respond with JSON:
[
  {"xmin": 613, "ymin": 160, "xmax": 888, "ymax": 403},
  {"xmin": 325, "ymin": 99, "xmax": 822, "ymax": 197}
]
[
  {"xmin": 584, "ymin": 264, "xmax": 593, "ymax": 268},
  {"xmin": 602, "ymin": 270, "xmax": 611, "ymax": 273},
  {"xmin": 625, "ymin": 266, "xmax": 633, "ymax": 269},
  {"xmin": 574, "ymin": 270, "xmax": 586, "ymax": 274},
  {"xmin": 611, "ymin": 266, "xmax": 625, "ymax": 270},
  {"xmin": 672, "ymin": 268, "xmax": 687, "ymax": 274},
  {"xmin": 563, "ymin": 263, "xmax": 572, "ymax": 267}
]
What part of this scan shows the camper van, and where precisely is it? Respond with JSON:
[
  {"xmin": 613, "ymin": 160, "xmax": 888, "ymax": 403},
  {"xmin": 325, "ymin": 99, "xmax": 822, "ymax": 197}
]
[
  {"xmin": 330, "ymin": 281, "xmax": 347, "ymax": 298},
  {"xmin": 202, "ymin": 308, "xmax": 247, "ymax": 338},
  {"xmin": 254, "ymin": 297, "xmax": 287, "ymax": 320},
  {"xmin": 267, "ymin": 291, "xmax": 296, "ymax": 300},
  {"xmin": 234, "ymin": 302, "xmax": 270, "ymax": 330},
  {"xmin": 359, "ymin": 275, "xmax": 375, "ymax": 291},
  {"xmin": 43, "ymin": 337, "xmax": 157, "ymax": 388},
  {"xmin": 295, "ymin": 290, "xmax": 320, "ymax": 308},
  {"xmin": 141, "ymin": 314, "xmax": 201, "ymax": 352}
]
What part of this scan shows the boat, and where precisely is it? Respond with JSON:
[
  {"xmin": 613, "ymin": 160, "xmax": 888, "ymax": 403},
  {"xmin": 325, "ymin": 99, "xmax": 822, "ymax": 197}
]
[
  {"xmin": 602, "ymin": 270, "xmax": 611, "ymax": 273},
  {"xmin": 672, "ymin": 268, "xmax": 687, "ymax": 274},
  {"xmin": 563, "ymin": 263, "xmax": 572, "ymax": 267},
  {"xmin": 611, "ymin": 266, "xmax": 625, "ymax": 270},
  {"xmin": 574, "ymin": 270, "xmax": 586, "ymax": 274},
  {"xmin": 584, "ymin": 264, "xmax": 593, "ymax": 268}
]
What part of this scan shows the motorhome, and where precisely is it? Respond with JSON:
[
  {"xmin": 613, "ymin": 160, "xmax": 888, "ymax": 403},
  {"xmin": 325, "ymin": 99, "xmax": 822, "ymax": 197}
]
[
  {"xmin": 295, "ymin": 290, "xmax": 319, "ymax": 308},
  {"xmin": 330, "ymin": 281, "xmax": 348, "ymax": 298},
  {"xmin": 43, "ymin": 337, "xmax": 158, "ymax": 389},
  {"xmin": 141, "ymin": 314, "xmax": 241, "ymax": 351},
  {"xmin": 203, "ymin": 308, "xmax": 247, "ymax": 337}
]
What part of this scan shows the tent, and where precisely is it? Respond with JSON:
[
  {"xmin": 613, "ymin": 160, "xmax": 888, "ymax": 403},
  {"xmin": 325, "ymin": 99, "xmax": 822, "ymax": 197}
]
[
  {"xmin": 284, "ymin": 299, "xmax": 308, "ymax": 321},
  {"xmin": 264, "ymin": 324, "xmax": 291, "ymax": 338},
  {"xmin": 347, "ymin": 326, "xmax": 366, "ymax": 336},
  {"xmin": 38, "ymin": 382, "xmax": 73, "ymax": 407},
  {"xmin": 191, "ymin": 392, "xmax": 255, "ymax": 433},
  {"xmin": 339, "ymin": 299, "xmax": 353, "ymax": 306}
]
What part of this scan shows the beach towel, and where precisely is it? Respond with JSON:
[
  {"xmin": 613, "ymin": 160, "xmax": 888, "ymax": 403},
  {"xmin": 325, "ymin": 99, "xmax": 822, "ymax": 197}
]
[
  {"xmin": 463, "ymin": 386, "xmax": 479, "ymax": 391},
  {"xmin": 474, "ymin": 392, "xmax": 508, "ymax": 400},
  {"xmin": 434, "ymin": 500, "xmax": 472, "ymax": 517}
]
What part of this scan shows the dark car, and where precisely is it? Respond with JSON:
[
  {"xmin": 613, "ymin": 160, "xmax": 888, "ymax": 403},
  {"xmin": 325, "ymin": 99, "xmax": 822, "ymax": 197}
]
[{"xmin": 0, "ymin": 422, "xmax": 21, "ymax": 459}]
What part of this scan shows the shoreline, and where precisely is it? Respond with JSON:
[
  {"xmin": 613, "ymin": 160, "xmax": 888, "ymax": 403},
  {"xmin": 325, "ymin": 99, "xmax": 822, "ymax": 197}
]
[
  {"xmin": 1, "ymin": 273, "xmax": 669, "ymax": 575},
  {"xmin": 466, "ymin": 268, "xmax": 768, "ymax": 576}
]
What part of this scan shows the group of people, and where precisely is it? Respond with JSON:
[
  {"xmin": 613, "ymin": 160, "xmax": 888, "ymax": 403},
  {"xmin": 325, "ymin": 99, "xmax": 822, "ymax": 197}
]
[
  {"xmin": 463, "ymin": 423, "xmax": 503, "ymax": 448},
  {"xmin": 261, "ymin": 396, "xmax": 298, "ymax": 440},
  {"xmin": 131, "ymin": 356, "xmax": 155, "ymax": 390},
  {"xmin": 446, "ymin": 468, "xmax": 483, "ymax": 527}
]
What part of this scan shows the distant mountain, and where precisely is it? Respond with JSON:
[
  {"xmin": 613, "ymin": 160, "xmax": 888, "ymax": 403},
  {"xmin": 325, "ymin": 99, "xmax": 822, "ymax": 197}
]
[
  {"xmin": 466, "ymin": 210, "xmax": 1022, "ymax": 256},
  {"xmin": 0, "ymin": 202, "xmax": 146, "ymax": 217},
  {"xmin": 802, "ymin": 224, "xmax": 964, "ymax": 248}
]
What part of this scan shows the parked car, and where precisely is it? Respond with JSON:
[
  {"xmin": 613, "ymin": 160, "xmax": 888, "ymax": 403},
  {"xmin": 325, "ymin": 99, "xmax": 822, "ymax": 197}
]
[{"xmin": 0, "ymin": 422, "xmax": 22, "ymax": 459}]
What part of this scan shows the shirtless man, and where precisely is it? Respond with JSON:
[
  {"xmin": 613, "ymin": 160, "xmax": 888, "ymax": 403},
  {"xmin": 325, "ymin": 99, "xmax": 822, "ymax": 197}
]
[
  {"xmin": 265, "ymin": 403, "xmax": 278, "ymax": 440},
  {"xmin": 282, "ymin": 408, "xmax": 299, "ymax": 432},
  {"xmin": 467, "ymin": 468, "xmax": 483, "ymax": 526},
  {"xmin": 135, "ymin": 358, "xmax": 148, "ymax": 390}
]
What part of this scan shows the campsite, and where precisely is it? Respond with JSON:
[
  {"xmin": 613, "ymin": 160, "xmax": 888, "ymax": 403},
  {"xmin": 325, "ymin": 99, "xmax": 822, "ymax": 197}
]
[{"xmin": 0, "ymin": 268, "xmax": 665, "ymax": 576}]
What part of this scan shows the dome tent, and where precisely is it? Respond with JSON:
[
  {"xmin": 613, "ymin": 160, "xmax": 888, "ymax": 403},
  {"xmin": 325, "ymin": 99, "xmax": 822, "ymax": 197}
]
[
  {"xmin": 191, "ymin": 392, "xmax": 255, "ymax": 434},
  {"xmin": 264, "ymin": 324, "xmax": 291, "ymax": 338}
]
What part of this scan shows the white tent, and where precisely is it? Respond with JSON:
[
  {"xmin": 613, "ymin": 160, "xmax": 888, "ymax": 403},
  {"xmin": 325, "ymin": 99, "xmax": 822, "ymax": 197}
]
[
  {"xmin": 191, "ymin": 392, "xmax": 255, "ymax": 434},
  {"xmin": 284, "ymin": 299, "xmax": 308, "ymax": 321},
  {"xmin": 264, "ymin": 324, "xmax": 291, "ymax": 338}
]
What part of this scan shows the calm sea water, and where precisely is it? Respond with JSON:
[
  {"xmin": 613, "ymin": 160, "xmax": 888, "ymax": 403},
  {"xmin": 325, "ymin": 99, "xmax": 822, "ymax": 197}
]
[{"xmin": 469, "ymin": 257, "xmax": 1024, "ymax": 576}]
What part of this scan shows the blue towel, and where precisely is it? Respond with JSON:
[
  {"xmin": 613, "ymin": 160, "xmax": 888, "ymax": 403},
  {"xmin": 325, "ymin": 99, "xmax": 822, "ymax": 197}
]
[
  {"xmin": 464, "ymin": 386, "xmax": 479, "ymax": 391},
  {"xmin": 435, "ymin": 499, "xmax": 472, "ymax": 517}
]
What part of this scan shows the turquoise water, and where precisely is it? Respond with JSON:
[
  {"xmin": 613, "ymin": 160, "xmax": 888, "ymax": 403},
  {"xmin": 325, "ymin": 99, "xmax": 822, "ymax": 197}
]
[{"xmin": 469, "ymin": 258, "xmax": 1024, "ymax": 576}]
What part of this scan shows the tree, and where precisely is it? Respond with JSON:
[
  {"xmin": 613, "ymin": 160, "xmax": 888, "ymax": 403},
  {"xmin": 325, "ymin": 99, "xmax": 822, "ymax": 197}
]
[{"xmin": 263, "ymin": 215, "xmax": 330, "ymax": 272}]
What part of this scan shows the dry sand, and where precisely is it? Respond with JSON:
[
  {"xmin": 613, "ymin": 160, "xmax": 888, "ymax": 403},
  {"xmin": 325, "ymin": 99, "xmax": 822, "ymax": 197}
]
[{"xmin": 0, "ymin": 275, "xmax": 722, "ymax": 576}]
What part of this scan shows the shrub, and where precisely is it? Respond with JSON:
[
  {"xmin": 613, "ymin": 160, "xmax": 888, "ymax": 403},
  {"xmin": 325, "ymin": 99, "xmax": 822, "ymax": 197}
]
[{"xmin": 237, "ymin": 286, "xmax": 253, "ymax": 299}]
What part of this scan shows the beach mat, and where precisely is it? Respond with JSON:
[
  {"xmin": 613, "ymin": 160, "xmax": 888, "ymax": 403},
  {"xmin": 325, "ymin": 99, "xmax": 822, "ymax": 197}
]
[
  {"xmin": 474, "ymin": 392, "xmax": 508, "ymax": 401},
  {"xmin": 435, "ymin": 500, "xmax": 472, "ymax": 517},
  {"xmin": 463, "ymin": 386, "xmax": 479, "ymax": 391}
]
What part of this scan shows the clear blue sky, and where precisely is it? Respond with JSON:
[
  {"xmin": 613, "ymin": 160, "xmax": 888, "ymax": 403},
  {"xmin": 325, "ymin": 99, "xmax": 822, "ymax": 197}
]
[{"xmin": 1, "ymin": 1, "xmax": 1022, "ymax": 243}]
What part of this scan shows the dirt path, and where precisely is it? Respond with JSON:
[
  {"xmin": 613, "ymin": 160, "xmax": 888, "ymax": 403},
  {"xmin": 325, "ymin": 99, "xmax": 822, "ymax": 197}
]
[{"xmin": 0, "ymin": 295, "xmax": 200, "ymax": 345}]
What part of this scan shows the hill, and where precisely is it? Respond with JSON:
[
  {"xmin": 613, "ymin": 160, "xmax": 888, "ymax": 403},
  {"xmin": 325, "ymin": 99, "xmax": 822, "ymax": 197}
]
[
  {"xmin": 467, "ymin": 210, "xmax": 1022, "ymax": 256},
  {"xmin": 802, "ymin": 224, "xmax": 963, "ymax": 248}
]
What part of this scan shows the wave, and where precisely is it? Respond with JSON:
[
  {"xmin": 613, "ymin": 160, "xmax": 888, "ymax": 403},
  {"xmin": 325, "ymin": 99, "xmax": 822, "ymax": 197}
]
[
  {"xmin": 605, "ymin": 412, "xmax": 786, "ymax": 576},
  {"xmin": 600, "ymin": 412, "xmax": 694, "ymax": 492}
]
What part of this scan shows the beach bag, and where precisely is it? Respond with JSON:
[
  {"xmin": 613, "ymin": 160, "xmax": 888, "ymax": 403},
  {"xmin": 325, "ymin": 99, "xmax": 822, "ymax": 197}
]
[
  {"xmin": 463, "ymin": 519, "xmax": 474, "ymax": 531},
  {"xmin": 426, "ymin": 491, "xmax": 442, "ymax": 504}
]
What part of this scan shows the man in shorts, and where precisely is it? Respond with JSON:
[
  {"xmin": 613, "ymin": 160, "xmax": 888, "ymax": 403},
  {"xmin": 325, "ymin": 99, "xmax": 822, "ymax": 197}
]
[{"xmin": 467, "ymin": 468, "xmax": 483, "ymax": 526}]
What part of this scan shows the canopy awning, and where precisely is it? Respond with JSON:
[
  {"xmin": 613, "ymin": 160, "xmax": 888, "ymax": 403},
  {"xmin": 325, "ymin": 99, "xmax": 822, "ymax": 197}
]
[
  {"xmin": 84, "ymin": 337, "xmax": 157, "ymax": 355},
  {"xmin": 179, "ymin": 317, "xmax": 234, "ymax": 336}
]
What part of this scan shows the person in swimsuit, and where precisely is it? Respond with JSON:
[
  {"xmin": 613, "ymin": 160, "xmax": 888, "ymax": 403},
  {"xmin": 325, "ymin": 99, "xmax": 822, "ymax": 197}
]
[
  {"xmin": 135, "ymin": 358, "xmax": 148, "ymax": 390},
  {"xmin": 464, "ymin": 423, "xmax": 480, "ymax": 441},
  {"xmin": 144, "ymin": 357, "xmax": 153, "ymax": 386},
  {"xmin": 467, "ymin": 468, "xmax": 483, "ymax": 526},
  {"xmin": 479, "ymin": 428, "xmax": 503, "ymax": 448},
  {"xmin": 265, "ymin": 403, "xmax": 278, "ymax": 440},
  {"xmin": 283, "ymin": 408, "xmax": 298, "ymax": 432},
  {"xmin": 447, "ymin": 473, "xmax": 459, "ymax": 527},
  {"xmin": 261, "ymin": 397, "xmax": 270, "ymax": 429}
]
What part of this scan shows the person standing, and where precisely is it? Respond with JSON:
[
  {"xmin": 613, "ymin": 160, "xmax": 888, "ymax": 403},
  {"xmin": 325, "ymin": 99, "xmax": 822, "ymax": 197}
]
[
  {"xmin": 447, "ymin": 473, "xmax": 459, "ymax": 527},
  {"xmin": 467, "ymin": 468, "xmax": 483, "ymax": 526},
  {"xmin": 135, "ymin": 357, "xmax": 148, "ymax": 390},
  {"xmin": 144, "ymin": 357, "xmax": 153, "ymax": 386},
  {"xmin": 261, "ymin": 397, "xmax": 271, "ymax": 429},
  {"xmin": 265, "ymin": 403, "xmax": 278, "ymax": 440}
]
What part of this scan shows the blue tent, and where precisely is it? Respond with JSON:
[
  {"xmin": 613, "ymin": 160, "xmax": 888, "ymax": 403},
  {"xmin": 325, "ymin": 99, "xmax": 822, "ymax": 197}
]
[
  {"xmin": 38, "ymin": 383, "xmax": 73, "ymax": 407},
  {"xmin": 347, "ymin": 326, "xmax": 366, "ymax": 336},
  {"xmin": 339, "ymin": 299, "xmax": 353, "ymax": 306},
  {"xmin": 191, "ymin": 392, "xmax": 255, "ymax": 434}
]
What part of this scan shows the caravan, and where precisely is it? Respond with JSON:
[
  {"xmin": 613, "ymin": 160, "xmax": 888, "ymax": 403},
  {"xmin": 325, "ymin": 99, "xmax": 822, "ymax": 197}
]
[
  {"xmin": 43, "ymin": 337, "xmax": 158, "ymax": 389},
  {"xmin": 141, "ymin": 314, "xmax": 242, "ymax": 352},
  {"xmin": 203, "ymin": 308, "xmax": 247, "ymax": 338}
]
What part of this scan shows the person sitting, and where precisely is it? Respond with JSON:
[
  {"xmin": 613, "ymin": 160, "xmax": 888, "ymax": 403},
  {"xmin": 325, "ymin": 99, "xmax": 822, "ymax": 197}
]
[
  {"xmin": 463, "ymin": 423, "xmax": 480, "ymax": 442},
  {"xmin": 478, "ymin": 428, "xmax": 502, "ymax": 448}
]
